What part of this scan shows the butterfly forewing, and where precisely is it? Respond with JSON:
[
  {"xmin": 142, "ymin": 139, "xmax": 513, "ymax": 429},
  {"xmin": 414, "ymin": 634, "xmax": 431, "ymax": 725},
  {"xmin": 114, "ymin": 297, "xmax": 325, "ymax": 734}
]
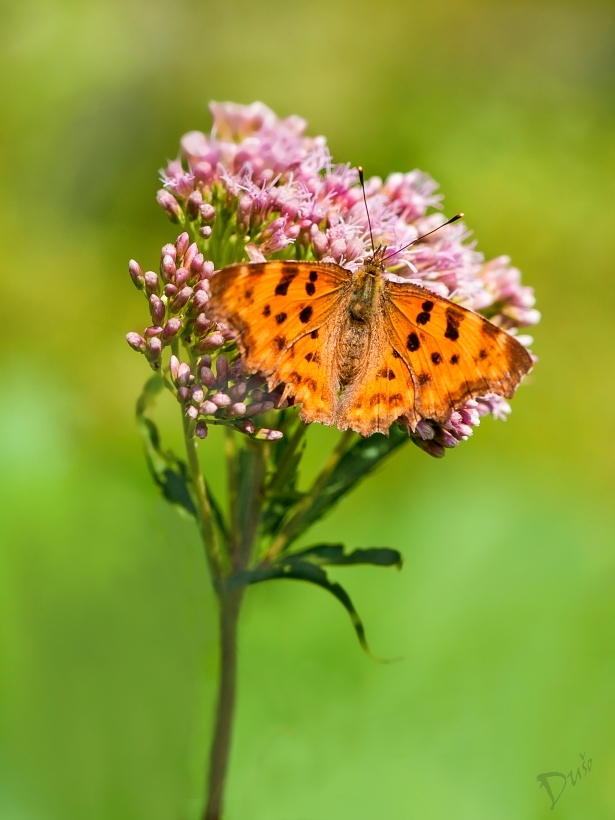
[{"xmin": 208, "ymin": 260, "xmax": 353, "ymax": 424}]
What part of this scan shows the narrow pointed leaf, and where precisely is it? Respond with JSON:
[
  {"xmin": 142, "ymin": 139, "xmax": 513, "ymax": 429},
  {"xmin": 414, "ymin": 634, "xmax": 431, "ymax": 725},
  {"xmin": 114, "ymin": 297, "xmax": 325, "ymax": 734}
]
[
  {"xmin": 228, "ymin": 560, "xmax": 395, "ymax": 661},
  {"xmin": 288, "ymin": 543, "xmax": 402, "ymax": 569}
]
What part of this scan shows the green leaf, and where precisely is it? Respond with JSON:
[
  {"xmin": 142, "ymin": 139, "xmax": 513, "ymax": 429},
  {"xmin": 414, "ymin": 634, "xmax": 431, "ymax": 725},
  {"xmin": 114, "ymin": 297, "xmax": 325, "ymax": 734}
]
[
  {"xmin": 287, "ymin": 543, "xmax": 402, "ymax": 569},
  {"xmin": 136, "ymin": 375, "xmax": 196, "ymax": 517},
  {"xmin": 228, "ymin": 549, "xmax": 401, "ymax": 661}
]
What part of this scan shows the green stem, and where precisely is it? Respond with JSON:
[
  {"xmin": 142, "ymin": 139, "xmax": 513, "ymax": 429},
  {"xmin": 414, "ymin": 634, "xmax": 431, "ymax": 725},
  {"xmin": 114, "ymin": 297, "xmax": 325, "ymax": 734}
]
[
  {"xmin": 203, "ymin": 586, "xmax": 244, "ymax": 820},
  {"xmin": 181, "ymin": 410, "xmax": 223, "ymax": 579},
  {"xmin": 264, "ymin": 429, "xmax": 355, "ymax": 561}
]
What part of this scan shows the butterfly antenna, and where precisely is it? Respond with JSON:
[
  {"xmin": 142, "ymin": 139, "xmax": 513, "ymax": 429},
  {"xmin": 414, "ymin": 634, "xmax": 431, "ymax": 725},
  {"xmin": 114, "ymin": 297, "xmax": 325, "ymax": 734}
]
[
  {"xmin": 382, "ymin": 212, "xmax": 465, "ymax": 263},
  {"xmin": 358, "ymin": 166, "xmax": 376, "ymax": 253}
]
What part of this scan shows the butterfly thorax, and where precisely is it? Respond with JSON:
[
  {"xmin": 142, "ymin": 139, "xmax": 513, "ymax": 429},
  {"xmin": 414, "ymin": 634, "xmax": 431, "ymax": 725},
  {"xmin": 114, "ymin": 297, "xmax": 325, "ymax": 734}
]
[{"xmin": 338, "ymin": 256, "xmax": 386, "ymax": 386}]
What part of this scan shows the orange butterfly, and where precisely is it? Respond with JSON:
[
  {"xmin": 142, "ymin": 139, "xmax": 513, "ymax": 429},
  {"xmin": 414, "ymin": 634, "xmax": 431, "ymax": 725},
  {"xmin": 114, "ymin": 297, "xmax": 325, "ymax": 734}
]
[{"xmin": 208, "ymin": 245, "xmax": 533, "ymax": 437}]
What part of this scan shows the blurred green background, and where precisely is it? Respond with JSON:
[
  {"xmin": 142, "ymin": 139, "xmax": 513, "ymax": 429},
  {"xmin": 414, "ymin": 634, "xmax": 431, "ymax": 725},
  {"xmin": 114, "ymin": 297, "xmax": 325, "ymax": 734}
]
[{"xmin": 1, "ymin": 1, "xmax": 615, "ymax": 818}]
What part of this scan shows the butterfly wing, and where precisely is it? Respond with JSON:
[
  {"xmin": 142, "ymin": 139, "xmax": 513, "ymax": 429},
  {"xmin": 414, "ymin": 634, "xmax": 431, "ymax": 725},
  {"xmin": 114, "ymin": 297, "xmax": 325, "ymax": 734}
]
[
  {"xmin": 208, "ymin": 260, "xmax": 353, "ymax": 425},
  {"xmin": 382, "ymin": 281, "xmax": 534, "ymax": 425}
]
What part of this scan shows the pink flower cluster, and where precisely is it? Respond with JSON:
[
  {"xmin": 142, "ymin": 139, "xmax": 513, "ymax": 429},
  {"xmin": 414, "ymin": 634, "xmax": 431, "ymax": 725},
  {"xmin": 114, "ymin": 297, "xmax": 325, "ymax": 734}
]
[{"xmin": 127, "ymin": 101, "xmax": 539, "ymax": 454}]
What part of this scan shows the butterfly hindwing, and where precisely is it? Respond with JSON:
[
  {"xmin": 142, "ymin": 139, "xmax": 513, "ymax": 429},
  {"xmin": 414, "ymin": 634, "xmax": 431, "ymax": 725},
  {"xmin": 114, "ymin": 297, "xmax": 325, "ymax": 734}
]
[
  {"xmin": 335, "ymin": 312, "xmax": 418, "ymax": 436},
  {"xmin": 383, "ymin": 281, "xmax": 533, "ymax": 424}
]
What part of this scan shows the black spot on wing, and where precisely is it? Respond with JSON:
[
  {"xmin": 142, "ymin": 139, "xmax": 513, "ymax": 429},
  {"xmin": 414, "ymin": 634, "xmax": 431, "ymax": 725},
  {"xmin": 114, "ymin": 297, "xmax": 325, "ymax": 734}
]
[
  {"xmin": 309, "ymin": 271, "xmax": 318, "ymax": 282},
  {"xmin": 275, "ymin": 312, "xmax": 287, "ymax": 324},
  {"xmin": 275, "ymin": 268, "xmax": 298, "ymax": 296},
  {"xmin": 262, "ymin": 304, "xmax": 271, "ymax": 317},
  {"xmin": 478, "ymin": 349, "xmax": 488, "ymax": 359},
  {"xmin": 450, "ymin": 354, "xmax": 459, "ymax": 365},
  {"xmin": 407, "ymin": 332, "xmax": 420, "ymax": 351},
  {"xmin": 417, "ymin": 373, "xmax": 431, "ymax": 385},
  {"xmin": 299, "ymin": 305, "xmax": 313, "ymax": 323},
  {"xmin": 444, "ymin": 309, "xmax": 461, "ymax": 341},
  {"xmin": 305, "ymin": 282, "xmax": 316, "ymax": 296},
  {"xmin": 416, "ymin": 312, "xmax": 431, "ymax": 325},
  {"xmin": 310, "ymin": 328, "xmax": 319, "ymax": 339},
  {"xmin": 274, "ymin": 335, "xmax": 286, "ymax": 350},
  {"xmin": 422, "ymin": 300, "xmax": 434, "ymax": 312},
  {"xmin": 431, "ymin": 352, "xmax": 442, "ymax": 364}
]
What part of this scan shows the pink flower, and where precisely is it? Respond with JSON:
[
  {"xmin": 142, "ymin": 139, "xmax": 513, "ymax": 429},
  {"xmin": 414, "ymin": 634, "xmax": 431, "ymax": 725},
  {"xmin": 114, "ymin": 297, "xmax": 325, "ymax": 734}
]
[{"xmin": 134, "ymin": 101, "xmax": 538, "ymax": 453}]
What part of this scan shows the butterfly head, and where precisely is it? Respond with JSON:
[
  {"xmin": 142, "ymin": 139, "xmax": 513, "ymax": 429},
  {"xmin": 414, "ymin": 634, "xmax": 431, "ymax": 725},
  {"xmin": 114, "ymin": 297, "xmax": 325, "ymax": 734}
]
[{"xmin": 361, "ymin": 245, "xmax": 388, "ymax": 277}]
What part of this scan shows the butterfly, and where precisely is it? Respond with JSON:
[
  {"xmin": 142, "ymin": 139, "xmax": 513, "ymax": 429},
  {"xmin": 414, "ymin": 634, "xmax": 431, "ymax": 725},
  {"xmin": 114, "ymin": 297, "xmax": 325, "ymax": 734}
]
[{"xmin": 208, "ymin": 245, "xmax": 533, "ymax": 437}]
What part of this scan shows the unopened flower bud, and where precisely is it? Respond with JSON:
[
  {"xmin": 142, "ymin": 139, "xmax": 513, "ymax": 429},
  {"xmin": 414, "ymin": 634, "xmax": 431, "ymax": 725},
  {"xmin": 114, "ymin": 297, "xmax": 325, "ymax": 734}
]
[
  {"xmin": 169, "ymin": 355, "xmax": 180, "ymax": 381},
  {"xmin": 199, "ymin": 226, "xmax": 212, "ymax": 239},
  {"xmin": 211, "ymin": 393, "xmax": 232, "ymax": 408},
  {"xmin": 171, "ymin": 286, "xmax": 193, "ymax": 312},
  {"xmin": 190, "ymin": 253, "xmax": 205, "ymax": 276},
  {"xmin": 245, "ymin": 400, "xmax": 274, "ymax": 416},
  {"xmin": 175, "ymin": 267, "xmax": 189, "ymax": 287},
  {"xmin": 199, "ymin": 400, "xmax": 218, "ymax": 415},
  {"xmin": 229, "ymin": 382, "xmax": 247, "ymax": 401},
  {"xmin": 237, "ymin": 194, "xmax": 253, "ymax": 230},
  {"xmin": 164, "ymin": 283, "xmax": 177, "ymax": 298},
  {"xmin": 228, "ymin": 402, "xmax": 247, "ymax": 417},
  {"xmin": 145, "ymin": 337, "xmax": 162, "ymax": 361},
  {"xmin": 194, "ymin": 313, "xmax": 212, "ymax": 336},
  {"xmin": 236, "ymin": 419, "xmax": 256, "ymax": 435},
  {"xmin": 161, "ymin": 255, "xmax": 176, "ymax": 281},
  {"xmin": 161, "ymin": 243, "xmax": 176, "ymax": 261},
  {"xmin": 286, "ymin": 224, "xmax": 301, "ymax": 240},
  {"xmin": 149, "ymin": 295, "xmax": 165, "ymax": 325},
  {"xmin": 144, "ymin": 271, "xmax": 160, "ymax": 295},
  {"xmin": 144, "ymin": 326, "xmax": 162, "ymax": 338},
  {"xmin": 177, "ymin": 386, "xmax": 190, "ymax": 403},
  {"xmin": 202, "ymin": 261, "xmax": 215, "ymax": 279},
  {"xmin": 199, "ymin": 203, "xmax": 216, "ymax": 223},
  {"xmin": 126, "ymin": 332, "xmax": 146, "ymax": 352},
  {"xmin": 215, "ymin": 355, "xmax": 228, "ymax": 384},
  {"xmin": 193, "ymin": 161, "xmax": 213, "ymax": 186},
  {"xmin": 162, "ymin": 318, "xmax": 182, "ymax": 341},
  {"xmin": 200, "ymin": 366, "xmax": 216, "ymax": 388},
  {"xmin": 156, "ymin": 189, "xmax": 182, "ymax": 222},
  {"xmin": 415, "ymin": 420, "xmax": 435, "ymax": 440},
  {"xmin": 128, "ymin": 260, "xmax": 144, "ymax": 289},
  {"xmin": 183, "ymin": 243, "xmax": 198, "ymax": 269},
  {"xmin": 310, "ymin": 227, "xmax": 328, "ymax": 256},
  {"xmin": 195, "ymin": 421, "xmax": 208, "ymax": 439},
  {"xmin": 254, "ymin": 428, "xmax": 283, "ymax": 441},
  {"xmin": 190, "ymin": 385, "xmax": 204, "ymax": 403},
  {"xmin": 185, "ymin": 405, "xmax": 199, "ymax": 420},
  {"xmin": 197, "ymin": 355, "xmax": 212, "ymax": 368},
  {"xmin": 186, "ymin": 190, "xmax": 203, "ymax": 219},
  {"xmin": 177, "ymin": 363, "xmax": 192, "ymax": 386},
  {"xmin": 192, "ymin": 290, "xmax": 209, "ymax": 312},
  {"xmin": 193, "ymin": 332, "xmax": 225, "ymax": 351},
  {"xmin": 412, "ymin": 438, "xmax": 445, "ymax": 458},
  {"xmin": 175, "ymin": 232, "xmax": 190, "ymax": 259}
]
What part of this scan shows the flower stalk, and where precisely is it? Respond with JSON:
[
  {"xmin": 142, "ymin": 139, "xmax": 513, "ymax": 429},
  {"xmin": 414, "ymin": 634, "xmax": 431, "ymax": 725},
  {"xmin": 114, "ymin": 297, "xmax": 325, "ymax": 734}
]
[{"xmin": 125, "ymin": 101, "xmax": 539, "ymax": 819}]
